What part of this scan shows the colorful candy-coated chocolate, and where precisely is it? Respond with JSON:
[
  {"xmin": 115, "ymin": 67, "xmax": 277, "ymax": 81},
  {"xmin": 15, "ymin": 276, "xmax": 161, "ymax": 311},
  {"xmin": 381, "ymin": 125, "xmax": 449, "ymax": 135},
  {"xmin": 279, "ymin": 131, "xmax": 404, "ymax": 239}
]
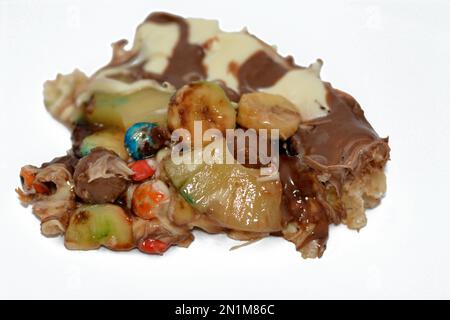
[
  {"xmin": 132, "ymin": 180, "xmax": 170, "ymax": 220},
  {"xmin": 128, "ymin": 159, "xmax": 157, "ymax": 181},
  {"xmin": 138, "ymin": 238, "xmax": 170, "ymax": 255},
  {"xmin": 124, "ymin": 122, "xmax": 159, "ymax": 160}
]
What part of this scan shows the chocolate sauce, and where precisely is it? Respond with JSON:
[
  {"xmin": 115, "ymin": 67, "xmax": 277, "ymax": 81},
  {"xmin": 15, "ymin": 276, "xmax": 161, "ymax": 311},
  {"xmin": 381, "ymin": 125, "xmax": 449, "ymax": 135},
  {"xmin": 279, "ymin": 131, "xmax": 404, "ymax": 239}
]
[
  {"xmin": 279, "ymin": 155, "xmax": 330, "ymax": 256},
  {"xmin": 126, "ymin": 13, "xmax": 291, "ymax": 96},
  {"xmin": 280, "ymin": 86, "xmax": 389, "ymax": 253},
  {"xmin": 298, "ymin": 86, "xmax": 382, "ymax": 167},
  {"xmin": 214, "ymin": 80, "xmax": 240, "ymax": 102},
  {"xmin": 145, "ymin": 12, "xmax": 206, "ymax": 88},
  {"xmin": 289, "ymin": 85, "xmax": 390, "ymax": 190},
  {"xmin": 238, "ymin": 51, "xmax": 290, "ymax": 93},
  {"xmin": 108, "ymin": 39, "xmax": 137, "ymax": 67}
]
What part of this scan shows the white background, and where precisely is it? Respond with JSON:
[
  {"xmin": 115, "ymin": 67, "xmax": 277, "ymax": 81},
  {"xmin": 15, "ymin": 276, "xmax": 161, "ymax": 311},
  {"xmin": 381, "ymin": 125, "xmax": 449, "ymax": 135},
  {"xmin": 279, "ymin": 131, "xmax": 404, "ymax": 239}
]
[{"xmin": 0, "ymin": 0, "xmax": 449, "ymax": 299}]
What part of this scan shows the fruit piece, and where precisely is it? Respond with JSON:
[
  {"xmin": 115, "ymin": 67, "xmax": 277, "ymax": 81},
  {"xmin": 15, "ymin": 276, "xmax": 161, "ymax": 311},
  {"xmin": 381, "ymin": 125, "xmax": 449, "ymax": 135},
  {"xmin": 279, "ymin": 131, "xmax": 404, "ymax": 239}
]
[
  {"xmin": 168, "ymin": 187, "xmax": 197, "ymax": 226},
  {"xmin": 179, "ymin": 164, "xmax": 282, "ymax": 232},
  {"xmin": 237, "ymin": 92, "xmax": 301, "ymax": 139},
  {"xmin": 164, "ymin": 139, "xmax": 283, "ymax": 233},
  {"xmin": 132, "ymin": 180, "xmax": 170, "ymax": 220},
  {"xmin": 124, "ymin": 122, "xmax": 170, "ymax": 160},
  {"xmin": 80, "ymin": 128, "xmax": 128, "ymax": 160},
  {"xmin": 138, "ymin": 238, "xmax": 170, "ymax": 255},
  {"xmin": 128, "ymin": 159, "xmax": 157, "ymax": 181},
  {"xmin": 163, "ymin": 147, "xmax": 204, "ymax": 188},
  {"xmin": 167, "ymin": 82, "xmax": 236, "ymax": 143},
  {"xmin": 85, "ymin": 88, "xmax": 172, "ymax": 129},
  {"xmin": 65, "ymin": 204, "xmax": 133, "ymax": 250}
]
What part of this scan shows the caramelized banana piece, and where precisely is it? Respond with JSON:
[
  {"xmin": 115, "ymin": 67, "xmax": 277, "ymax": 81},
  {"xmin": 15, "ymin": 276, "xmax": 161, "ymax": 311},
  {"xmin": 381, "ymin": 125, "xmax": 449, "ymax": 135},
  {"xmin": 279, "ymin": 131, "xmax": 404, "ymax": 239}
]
[
  {"xmin": 237, "ymin": 92, "xmax": 301, "ymax": 139},
  {"xmin": 167, "ymin": 82, "xmax": 236, "ymax": 140}
]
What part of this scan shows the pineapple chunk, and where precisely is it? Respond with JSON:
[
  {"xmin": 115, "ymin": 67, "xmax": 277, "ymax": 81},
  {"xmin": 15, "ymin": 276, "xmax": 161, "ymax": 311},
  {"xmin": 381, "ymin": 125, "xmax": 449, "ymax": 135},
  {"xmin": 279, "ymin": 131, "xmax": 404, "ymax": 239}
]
[
  {"xmin": 164, "ymin": 141, "xmax": 282, "ymax": 233},
  {"xmin": 85, "ymin": 88, "xmax": 171, "ymax": 129},
  {"xmin": 65, "ymin": 204, "xmax": 134, "ymax": 251},
  {"xmin": 80, "ymin": 129, "xmax": 128, "ymax": 160}
]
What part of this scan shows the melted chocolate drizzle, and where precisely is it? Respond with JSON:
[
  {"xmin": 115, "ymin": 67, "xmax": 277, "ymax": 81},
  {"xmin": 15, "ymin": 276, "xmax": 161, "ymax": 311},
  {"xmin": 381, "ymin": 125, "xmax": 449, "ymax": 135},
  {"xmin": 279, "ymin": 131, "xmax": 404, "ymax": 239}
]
[
  {"xmin": 128, "ymin": 13, "xmax": 293, "ymax": 97},
  {"xmin": 145, "ymin": 12, "xmax": 206, "ymax": 88},
  {"xmin": 238, "ymin": 51, "xmax": 290, "ymax": 93},
  {"xmin": 279, "ymin": 155, "xmax": 332, "ymax": 257}
]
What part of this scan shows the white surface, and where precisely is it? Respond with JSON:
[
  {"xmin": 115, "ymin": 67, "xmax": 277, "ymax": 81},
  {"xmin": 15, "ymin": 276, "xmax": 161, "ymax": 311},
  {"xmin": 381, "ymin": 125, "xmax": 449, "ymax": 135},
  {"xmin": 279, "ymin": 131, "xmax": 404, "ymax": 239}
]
[{"xmin": 1, "ymin": 0, "xmax": 449, "ymax": 299}]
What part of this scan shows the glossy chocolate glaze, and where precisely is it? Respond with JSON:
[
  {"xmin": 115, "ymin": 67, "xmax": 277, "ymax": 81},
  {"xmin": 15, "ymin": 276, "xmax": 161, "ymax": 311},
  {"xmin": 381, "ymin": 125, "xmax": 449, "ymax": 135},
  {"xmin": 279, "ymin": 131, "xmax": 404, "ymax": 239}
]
[
  {"xmin": 279, "ymin": 155, "xmax": 332, "ymax": 257},
  {"xmin": 289, "ymin": 85, "xmax": 390, "ymax": 191},
  {"xmin": 296, "ymin": 86, "xmax": 384, "ymax": 167},
  {"xmin": 279, "ymin": 86, "xmax": 389, "ymax": 253}
]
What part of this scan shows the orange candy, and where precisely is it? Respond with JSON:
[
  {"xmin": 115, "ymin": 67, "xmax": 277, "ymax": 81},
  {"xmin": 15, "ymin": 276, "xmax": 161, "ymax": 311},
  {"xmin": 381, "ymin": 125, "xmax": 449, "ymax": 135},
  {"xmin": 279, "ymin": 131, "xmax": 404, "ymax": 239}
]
[{"xmin": 132, "ymin": 180, "xmax": 170, "ymax": 220}]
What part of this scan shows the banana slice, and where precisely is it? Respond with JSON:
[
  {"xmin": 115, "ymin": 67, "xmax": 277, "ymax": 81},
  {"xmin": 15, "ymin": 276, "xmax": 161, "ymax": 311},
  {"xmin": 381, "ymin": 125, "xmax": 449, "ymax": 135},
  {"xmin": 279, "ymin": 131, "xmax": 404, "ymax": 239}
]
[
  {"xmin": 237, "ymin": 92, "xmax": 302, "ymax": 139},
  {"xmin": 167, "ymin": 82, "xmax": 236, "ymax": 143}
]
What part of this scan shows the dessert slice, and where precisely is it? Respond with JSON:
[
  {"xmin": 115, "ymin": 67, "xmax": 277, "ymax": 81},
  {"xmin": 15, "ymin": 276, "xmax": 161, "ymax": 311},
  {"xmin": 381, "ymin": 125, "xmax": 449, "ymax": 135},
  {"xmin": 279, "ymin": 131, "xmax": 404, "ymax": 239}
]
[{"xmin": 18, "ymin": 12, "xmax": 389, "ymax": 258}]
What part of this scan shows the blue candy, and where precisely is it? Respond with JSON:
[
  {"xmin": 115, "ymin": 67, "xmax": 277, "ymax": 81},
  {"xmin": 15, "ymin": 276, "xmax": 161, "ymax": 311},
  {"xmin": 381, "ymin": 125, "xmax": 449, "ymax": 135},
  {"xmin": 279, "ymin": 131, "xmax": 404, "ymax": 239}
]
[{"xmin": 125, "ymin": 122, "xmax": 159, "ymax": 160}]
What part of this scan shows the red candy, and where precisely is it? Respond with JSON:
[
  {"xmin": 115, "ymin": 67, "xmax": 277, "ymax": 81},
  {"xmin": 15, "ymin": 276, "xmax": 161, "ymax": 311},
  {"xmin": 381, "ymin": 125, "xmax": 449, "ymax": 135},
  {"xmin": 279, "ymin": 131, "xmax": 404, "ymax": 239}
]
[
  {"xmin": 128, "ymin": 160, "xmax": 156, "ymax": 181},
  {"xmin": 138, "ymin": 238, "xmax": 170, "ymax": 255}
]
